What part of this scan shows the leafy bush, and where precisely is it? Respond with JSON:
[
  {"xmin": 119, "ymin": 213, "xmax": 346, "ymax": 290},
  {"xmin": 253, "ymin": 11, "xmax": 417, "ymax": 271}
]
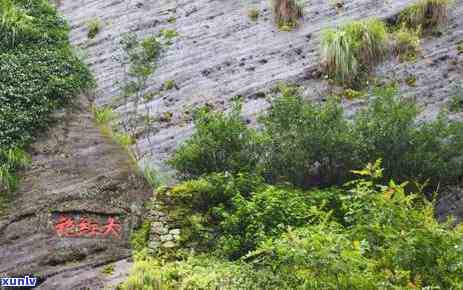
[
  {"xmin": 123, "ymin": 163, "xmax": 463, "ymax": 289},
  {"xmin": 247, "ymin": 161, "xmax": 463, "ymax": 289},
  {"xmin": 353, "ymin": 86, "xmax": 463, "ymax": 190},
  {"xmin": 320, "ymin": 19, "xmax": 388, "ymax": 87},
  {"xmin": 171, "ymin": 85, "xmax": 463, "ymax": 191},
  {"xmin": 260, "ymin": 86, "xmax": 357, "ymax": 187},
  {"xmin": 399, "ymin": 0, "xmax": 452, "ymax": 30},
  {"xmin": 131, "ymin": 220, "xmax": 151, "ymax": 253},
  {"xmin": 166, "ymin": 172, "xmax": 264, "ymax": 213},
  {"xmin": 157, "ymin": 172, "xmax": 264, "ymax": 250},
  {"xmin": 218, "ymin": 186, "xmax": 315, "ymax": 258},
  {"xmin": 0, "ymin": 0, "xmax": 93, "ymax": 198},
  {"xmin": 169, "ymin": 103, "xmax": 263, "ymax": 179},
  {"xmin": 0, "ymin": 46, "xmax": 92, "ymax": 149},
  {"xmin": 120, "ymin": 254, "xmax": 285, "ymax": 290}
]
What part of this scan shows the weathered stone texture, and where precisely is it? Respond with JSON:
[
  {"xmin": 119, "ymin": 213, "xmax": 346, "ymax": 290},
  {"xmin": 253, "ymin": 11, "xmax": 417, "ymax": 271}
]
[
  {"xmin": 58, "ymin": 0, "xmax": 463, "ymax": 181},
  {"xmin": 0, "ymin": 96, "xmax": 150, "ymax": 289}
]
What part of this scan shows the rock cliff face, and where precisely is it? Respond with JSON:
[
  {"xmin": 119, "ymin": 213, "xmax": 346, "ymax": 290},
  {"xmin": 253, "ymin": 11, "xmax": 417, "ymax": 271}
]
[
  {"xmin": 58, "ymin": 0, "xmax": 463, "ymax": 178},
  {"xmin": 1, "ymin": 1, "xmax": 462, "ymax": 288},
  {"xmin": 0, "ymin": 96, "xmax": 150, "ymax": 289}
]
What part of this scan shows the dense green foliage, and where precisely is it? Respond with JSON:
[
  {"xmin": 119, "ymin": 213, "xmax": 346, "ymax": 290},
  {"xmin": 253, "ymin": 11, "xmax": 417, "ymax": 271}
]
[
  {"xmin": 171, "ymin": 85, "xmax": 463, "ymax": 191},
  {"xmin": 0, "ymin": 0, "xmax": 93, "ymax": 192},
  {"xmin": 260, "ymin": 85, "xmax": 357, "ymax": 187},
  {"xmin": 169, "ymin": 103, "xmax": 263, "ymax": 179},
  {"xmin": 123, "ymin": 161, "xmax": 463, "ymax": 289}
]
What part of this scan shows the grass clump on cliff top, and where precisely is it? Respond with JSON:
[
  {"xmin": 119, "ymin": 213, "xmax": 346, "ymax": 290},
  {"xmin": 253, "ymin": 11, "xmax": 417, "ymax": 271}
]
[
  {"xmin": 399, "ymin": 0, "xmax": 452, "ymax": 30},
  {"xmin": 86, "ymin": 18, "xmax": 102, "ymax": 39},
  {"xmin": 320, "ymin": 19, "xmax": 388, "ymax": 87}
]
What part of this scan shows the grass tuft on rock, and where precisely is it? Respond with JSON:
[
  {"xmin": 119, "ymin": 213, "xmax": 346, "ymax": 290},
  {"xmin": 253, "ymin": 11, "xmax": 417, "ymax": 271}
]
[
  {"xmin": 320, "ymin": 19, "xmax": 388, "ymax": 87},
  {"xmin": 399, "ymin": 0, "xmax": 452, "ymax": 30}
]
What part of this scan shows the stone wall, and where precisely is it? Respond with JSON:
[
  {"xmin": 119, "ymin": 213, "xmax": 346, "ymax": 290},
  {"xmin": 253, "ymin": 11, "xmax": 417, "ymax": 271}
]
[{"xmin": 147, "ymin": 196, "xmax": 181, "ymax": 252}]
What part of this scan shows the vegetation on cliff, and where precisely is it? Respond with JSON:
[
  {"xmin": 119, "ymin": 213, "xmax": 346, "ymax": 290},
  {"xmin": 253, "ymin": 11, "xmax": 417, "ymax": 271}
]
[
  {"xmin": 122, "ymin": 84, "xmax": 463, "ymax": 289},
  {"xmin": 0, "ymin": 0, "xmax": 93, "ymax": 194}
]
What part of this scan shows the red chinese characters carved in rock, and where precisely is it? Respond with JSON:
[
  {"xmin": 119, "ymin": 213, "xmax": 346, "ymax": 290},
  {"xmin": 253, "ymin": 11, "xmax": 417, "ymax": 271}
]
[{"xmin": 54, "ymin": 215, "xmax": 121, "ymax": 238}]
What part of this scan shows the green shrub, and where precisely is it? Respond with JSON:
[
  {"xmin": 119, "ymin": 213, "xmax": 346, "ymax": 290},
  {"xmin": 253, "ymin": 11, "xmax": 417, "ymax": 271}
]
[
  {"xmin": 169, "ymin": 102, "xmax": 263, "ymax": 179},
  {"xmin": 131, "ymin": 220, "xmax": 151, "ymax": 253},
  {"xmin": 242, "ymin": 161, "xmax": 463, "ymax": 289},
  {"xmin": 167, "ymin": 172, "xmax": 264, "ymax": 213},
  {"xmin": 320, "ymin": 19, "xmax": 388, "ymax": 87},
  {"xmin": 122, "ymin": 162, "xmax": 463, "ymax": 289},
  {"xmin": 158, "ymin": 172, "xmax": 264, "ymax": 250},
  {"xmin": 353, "ymin": 86, "xmax": 463, "ymax": 190},
  {"xmin": 399, "ymin": 0, "xmax": 452, "ymax": 30},
  {"xmin": 171, "ymin": 85, "xmax": 463, "ymax": 191},
  {"xmin": 120, "ymin": 254, "xmax": 285, "ymax": 290},
  {"xmin": 448, "ymin": 95, "xmax": 463, "ymax": 113},
  {"xmin": 218, "ymin": 186, "xmax": 315, "ymax": 258},
  {"xmin": 260, "ymin": 86, "xmax": 357, "ymax": 187},
  {"xmin": 86, "ymin": 18, "xmax": 101, "ymax": 39},
  {"xmin": 0, "ymin": 0, "xmax": 93, "ymax": 200}
]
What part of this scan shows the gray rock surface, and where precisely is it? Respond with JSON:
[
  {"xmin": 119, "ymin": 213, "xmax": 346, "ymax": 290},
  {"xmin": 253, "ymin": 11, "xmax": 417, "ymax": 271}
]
[
  {"xmin": 57, "ymin": 0, "xmax": 463, "ymax": 181},
  {"xmin": 2, "ymin": 1, "xmax": 455, "ymax": 287},
  {"xmin": 0, "ymin": 95, "xmax": 150, "ymax": 289}
]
